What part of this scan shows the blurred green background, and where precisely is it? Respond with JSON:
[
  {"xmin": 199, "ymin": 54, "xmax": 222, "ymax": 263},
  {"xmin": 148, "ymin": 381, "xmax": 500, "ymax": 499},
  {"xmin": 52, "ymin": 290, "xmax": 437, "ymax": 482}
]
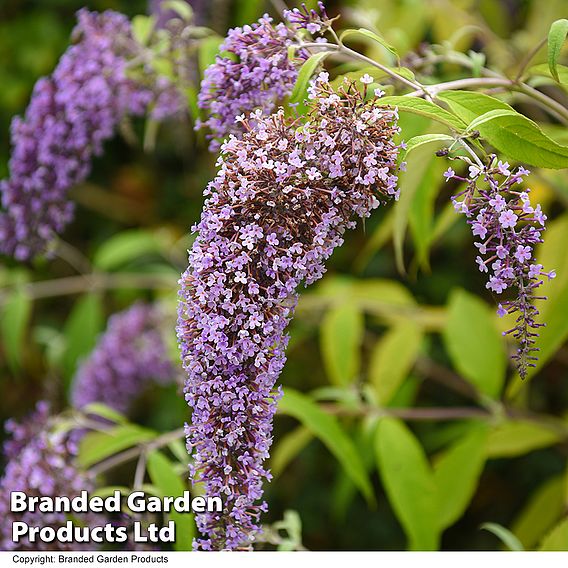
[{"xmin": 1, "ymin": 0, "xmax": 567, "ymax": 551}]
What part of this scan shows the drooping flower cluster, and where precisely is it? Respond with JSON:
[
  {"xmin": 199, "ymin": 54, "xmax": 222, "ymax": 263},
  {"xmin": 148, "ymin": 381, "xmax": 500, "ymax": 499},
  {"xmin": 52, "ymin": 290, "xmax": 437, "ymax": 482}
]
[
  {"xmin": 196, "ymin": 14, "xmax": 311, "ymax": 151},
  {"xmin": 0, "ymin": 9, "xmax": 182, "ymax": 261},
  {"xmin": 177, "ymin": 74, "xmax": 401, "ymax": 549},
  {"xmin": 446, "ymin": 158, "xmax": 555, "ymax": 378},
  {"xmin": 0, "ymin": 402, "xmax": 103, "ymax": 551},
  {"xmin": 71, "ymin": 303, "xmax": 175, "ymax": 414}
]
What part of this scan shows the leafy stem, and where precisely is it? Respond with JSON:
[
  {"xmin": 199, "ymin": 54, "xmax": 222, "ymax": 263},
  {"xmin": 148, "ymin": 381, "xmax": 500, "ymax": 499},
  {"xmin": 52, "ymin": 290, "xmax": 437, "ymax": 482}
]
[{"xmin": 300, "ymin": 39, "xmax": 568, "ymax": 124}]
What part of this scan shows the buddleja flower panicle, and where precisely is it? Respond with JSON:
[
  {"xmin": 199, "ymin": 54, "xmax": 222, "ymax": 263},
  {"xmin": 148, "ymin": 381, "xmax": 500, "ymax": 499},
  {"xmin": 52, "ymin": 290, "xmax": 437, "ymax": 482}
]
[
  {"xmin": 178, "ymin": 73, "xmax": 401, "ymax": 550},
  {"xmin": 196, "ymin": 14, "xmax": 314, "ymax": 151},
  {"xmin": 0, "ymin": 403, "xmax": 103, "ymax": 551},
  {"xmin": 446, "ymin": 156, "xmax": 555, "ymax": 379},
  {"xmin": 71, "ymin": 302, "xmax": 175, "ymax": 414},
  {"xmin": 0, "ymin": 9, "xmax": 182, "ymax": 261}
]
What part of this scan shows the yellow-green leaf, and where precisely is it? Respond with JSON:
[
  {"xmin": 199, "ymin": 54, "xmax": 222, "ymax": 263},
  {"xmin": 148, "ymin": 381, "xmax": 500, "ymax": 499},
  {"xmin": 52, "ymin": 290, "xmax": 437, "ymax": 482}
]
[
  {"xmin": 320, "ymin": 302, "xmax": 364, "ymax": 386},
  {"xmin": 340, "ymin": 28, "xmax": 399, "ymax": 62},
  {"xmin": 271, "ymin": 426, "xmax": 313, "ymax": 478},
  {"xmin": 377, "ymin": 96, "xmax": 466, "ymax": 131},
  {"xmin": 403, "ymin": 133, "xmax": 455, "ymax": 156},
  {"xmin": 63, "ymin": 294, "xmax": 104, "ymax": 385},
  {"xmin": 548, "ymin": 19, "xmax": 568, "ymax": 82},
  {"xmin": 147, "ymin": 450, "xmax": 194, "ymax": 551},
  {"xmin": 443, "ymin": 289, "xmax": 506, "ymax": 398},
  {"xmin": 93, "ymin": 230, "xmax": 165, "ymax": 271},
  {"xmin": 279, "ymin": 389, "xmax": 373, "ymax": 503},
  {"xmin": 78, "ymin": 425, "xmax": 156, "ymax": 468},
  {"xmin": 539, "ymin": 518, "xmax": 568, "ymax": 551},
  {"xmin": 1, "ymin": 287, "xmax": 32, "ymax": 372},
  {"xmin": 512, "ymin": 475, "xmax": 566, "ymax": 550},
  {"xmin": 289, "ymin": 51, "xmax": 329, "ymax": 113},
  {"xmin": 486, "ymin": 420, "xmax": 562, "ymax": 458},
  {"xmin": 375, "ymin": 418, "xmax": 440, "ymax": 550},
  {"xmin": 369, "ymin": 320, "xmax": 423, "ymax": 405},
  {"xmin": 438, "ymin": 91, "xmax": 568, "ymax": 169},
  {"xmin": 132, "ymin": 15, "xmax": 155, "ymax": 46},
  {"xmin": 434, "ymin": 424, "xmax": 488, "ymax": 529}
]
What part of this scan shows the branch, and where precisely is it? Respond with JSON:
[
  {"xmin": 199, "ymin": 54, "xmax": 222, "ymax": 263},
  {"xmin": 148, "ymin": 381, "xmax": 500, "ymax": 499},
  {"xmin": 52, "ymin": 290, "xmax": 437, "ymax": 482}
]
[
  {"xmin": 299, "ymin": 42, "xmax": 425, "ymax": 93},
  {"xmin": 88, "ymin": 427, "xmax": 186, "ymax": 477},
  {"xmin": 0, "ymin": 272, "xmax": 177, "ymax": 304},
  {"xmin": 409, "ymin": 77, "xmax": 568, "ymax": 124}
]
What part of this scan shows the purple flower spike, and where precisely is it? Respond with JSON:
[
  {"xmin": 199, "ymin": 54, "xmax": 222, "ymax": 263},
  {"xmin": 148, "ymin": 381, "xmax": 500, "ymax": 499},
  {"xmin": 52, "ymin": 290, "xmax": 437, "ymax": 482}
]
[
  {"xmin": 0, "ymin": 403, "xmax": 104, "ymax": 551},
  {"xmin": 0, "ymin": 9, "xmax": 182, "ymax": 261},
  {"xmin": 71, "ymin": 303, "xmax": 175, "ymax": 414},
  {"xmin": 178, "ymin": 74, "xmax": 401, "ymax": 550},
  {"xmin": 450, "ymin": 157, "xmax": 555, "ymax": 379},
  {"xmin": 196, "ymin": 15, "xmax": 311, "ymax": 151}
]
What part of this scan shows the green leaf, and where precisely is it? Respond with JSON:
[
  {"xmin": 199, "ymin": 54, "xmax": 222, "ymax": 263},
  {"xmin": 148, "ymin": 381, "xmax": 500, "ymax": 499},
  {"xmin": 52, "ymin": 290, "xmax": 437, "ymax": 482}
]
[
  {"xmin": 63, "ymin": 295, "xmax": 104, "ymax": 386},
  {"xmin": 375, "ymin": 418, "xmax": 440, "ymax": 550},
  {"xmin": 486, "ymin": 420, "xmax": 562, "ymax": 458},
  {"xmin": 539, "ymin": 518, "xmax": 568, "ymax": 551},
  {"xmin": 1, "ymin": 287, "xmax": 32, "ymax": 371},
  {"xmin": 512, "ymin": 475, "xmax": 566, "ymax": 549},
  {"xmin": 369, "ymin": 320, "xmax": 423, "ymax": 405},
  {"xmin": 132, "ymin": 15, "xmax": 155, "ymax": 46},
  {"xmin": 438, "ymin": 91, "xmax": 568, "ymax": 168},
  {"xmin": 78, "ymin": 425, "xmax": 156, "ymax": 468},
  {"xmin": 434, "ymin": 424, "xmax": 488, "ymax": 529},
  {"xmin": 162, "ymin": 0, "xmax": 193, "ymax": 21},
  {"xmin": 319, "ymin": 302, "xmax": 364, "ymax": 386},
  {"xmin": 279, "ymin": 388, "xmax": 374, "ymax": 503},
  {"xmin": 147, "ymin": 450, "xmax": 194, "ymax": 551},
  {"xmin": 437, "ymin": 90, "xmax": 513, "ymax": 123},
  {"xmin": 82, "ymin": 403, "xmax": 127, "ymax": 425},
  {"xmin": 481, "ymin": 523, "xmax": 524, "ymax": 551},
  {"xmin": 403, "ymin": 133, "xmax": 455, "ymax": 157},
  {"xmin": 548, "ymin": 19, "xmax": 568, "ymax": 82},
  {"xmin": 377, "ymin": 96, "xmax": 466, "ymax": 131},
  {"xmin": 289, "ymin": 52, "xmax": 329, "ymax": 112},
  {"xmin": 529, "ymin": 63, "xmax": 568, "ymax": 87},
  {"xmin": 443, "ymin": 289, "xmax": 506, "ymax": 398},
  {"xmin": 354, "ymin": 209, "xmax": 395, "ymax": 271},
  {"xmin": 340, "ymin": 28, "xmax": 399, "ymax": 61},
  {"xmin": 465, "ymin": 108, "xmax": 519, "ymax": 132},
  {"xmin": 407, "ymin": 151, "xmax": 448, "ymax": 270},
  {"xmin": 93, "ymin": 230, "xmax": 164, "ymax": 271},
  {"xmin": 271, "ymin": 426, "xmax": 313, "ymax": 478},
  {"xmin": 394, "ymin": 145, "xmax": 437, "ymax": 273}
]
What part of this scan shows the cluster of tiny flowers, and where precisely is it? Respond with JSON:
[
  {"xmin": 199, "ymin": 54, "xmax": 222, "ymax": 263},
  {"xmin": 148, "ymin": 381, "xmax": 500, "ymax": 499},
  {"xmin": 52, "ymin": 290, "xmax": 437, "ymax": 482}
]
[
  {"xmin": 177, "ymin": 73, "xmax": 401, "ymax": 550},
  {"xmin": 71, "ymin": 303, "xmax": 175, "ymax": 414},
  {"xmin": 0, "ymin": 402, "xmax": 103, "ymax": 551},
  {"xmin": 196, "ymin": 14, "xmax": 312, "ymax": 151},
  {"xmin": 446, "ymin": 157, "xmax": 555, "ymax": 378},
  {"xmin": 283, "ymin": 1, "xmax": 334, "ymax": 34},
  {"xmin": 0, "ymin": 9, "xmax": 182, "ymax": 261}
]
